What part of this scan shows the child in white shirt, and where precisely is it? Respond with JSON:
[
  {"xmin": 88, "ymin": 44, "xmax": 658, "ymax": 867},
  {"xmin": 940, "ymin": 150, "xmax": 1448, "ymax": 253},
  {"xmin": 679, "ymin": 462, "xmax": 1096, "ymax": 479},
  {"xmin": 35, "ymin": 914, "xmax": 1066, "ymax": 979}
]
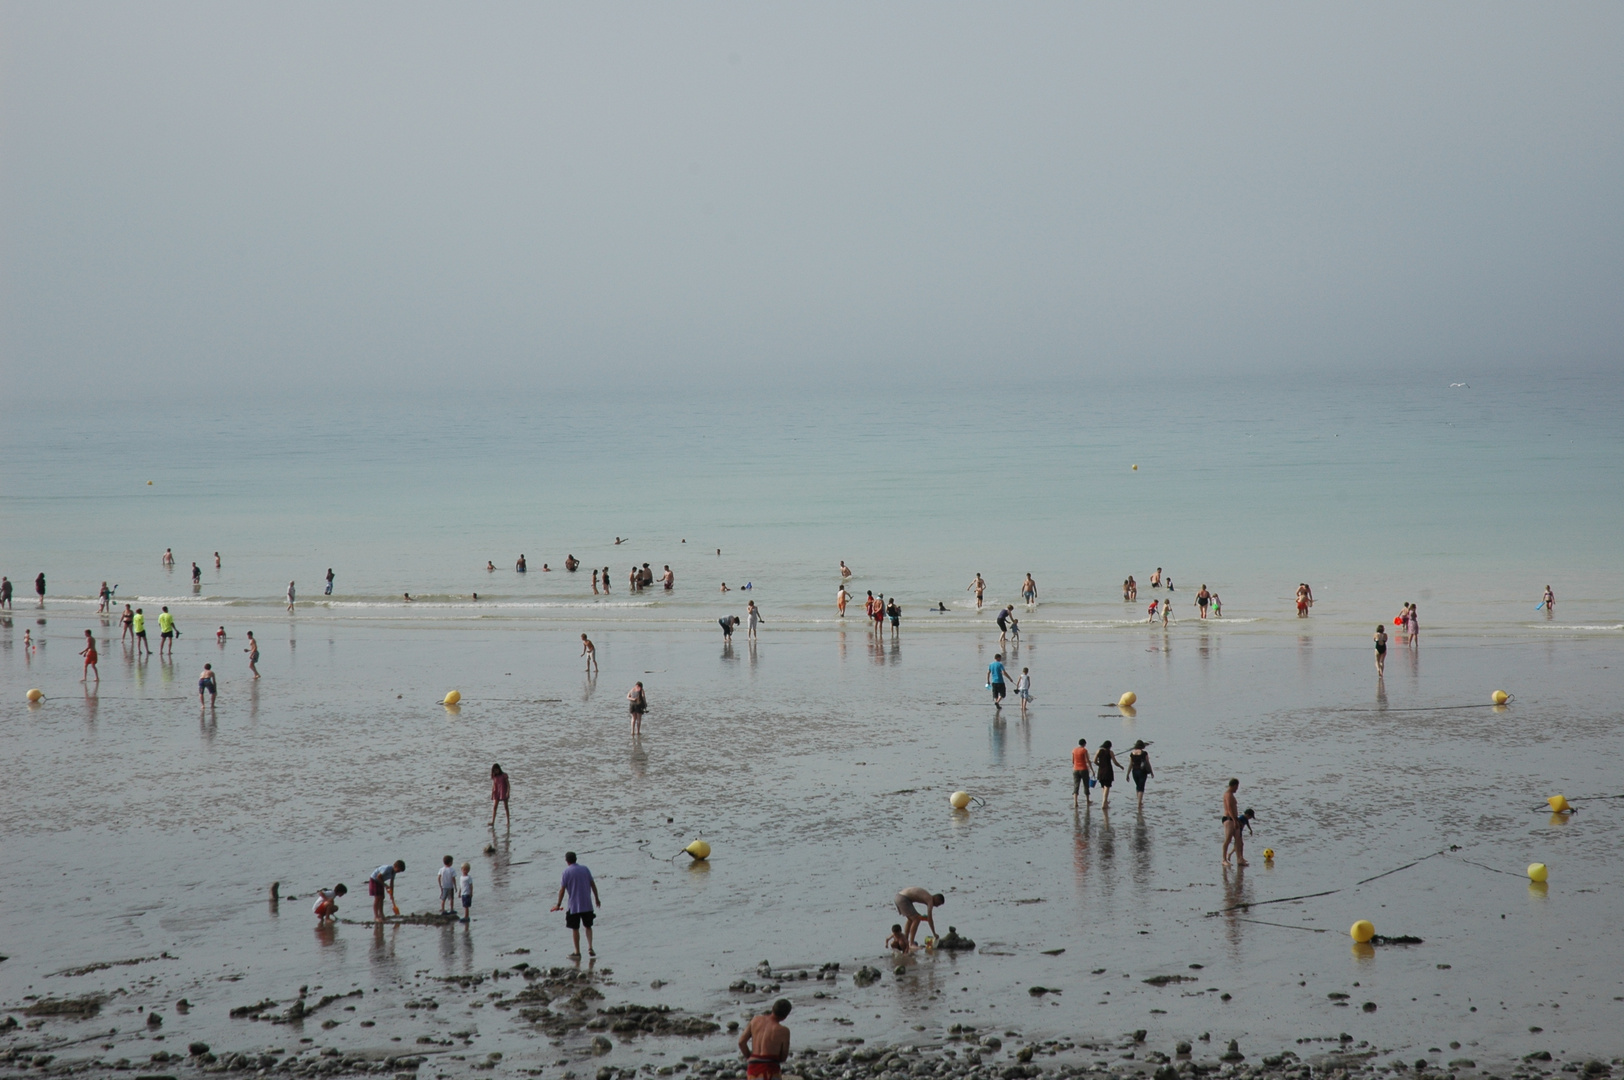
[
  {"xmin": 313, "ymin": 884, "xmax": 347, "ymax": 922},
  {"xmin": 458, "ymin": 863, "xmax": 473, "ymax": 924},
  {"xmin": 437, "ymin": 856, "xmax": 458, "ymax": 916}
]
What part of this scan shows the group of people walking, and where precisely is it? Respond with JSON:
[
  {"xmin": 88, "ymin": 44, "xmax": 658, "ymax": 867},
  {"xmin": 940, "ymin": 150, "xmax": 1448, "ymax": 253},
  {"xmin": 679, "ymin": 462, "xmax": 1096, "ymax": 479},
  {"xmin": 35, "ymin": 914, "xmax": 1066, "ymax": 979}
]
[{"xmin": 1070, "ymin": 737, "xmax": 1153, "ymax": 809}]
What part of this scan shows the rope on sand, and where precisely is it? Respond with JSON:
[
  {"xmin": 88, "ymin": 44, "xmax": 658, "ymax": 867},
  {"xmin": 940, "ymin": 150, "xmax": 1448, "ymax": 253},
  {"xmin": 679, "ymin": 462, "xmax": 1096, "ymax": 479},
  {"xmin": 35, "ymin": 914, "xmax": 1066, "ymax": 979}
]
[
  {"xmin": 1319, "ymin": 699, "xmax": 1513, "ymax": 714},
  {"xmin": 1204, "ymin": 847, "xmax": 1452, "ymax": 917},
  {"xmin": 1205, "ymin": 845, "xmax": 1537, "ymax": 918}
]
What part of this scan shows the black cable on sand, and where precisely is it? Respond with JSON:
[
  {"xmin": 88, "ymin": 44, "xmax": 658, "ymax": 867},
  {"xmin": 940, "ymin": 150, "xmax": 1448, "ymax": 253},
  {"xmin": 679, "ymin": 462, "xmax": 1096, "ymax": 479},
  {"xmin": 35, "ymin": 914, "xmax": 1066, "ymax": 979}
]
[
  {"xmin": 1204, "ymin": 847, "xmax": 1451, "ymax": 916},
  {"xmin": 1205, "ymin": 845, "xmax": 1532, "ymax": 918}
]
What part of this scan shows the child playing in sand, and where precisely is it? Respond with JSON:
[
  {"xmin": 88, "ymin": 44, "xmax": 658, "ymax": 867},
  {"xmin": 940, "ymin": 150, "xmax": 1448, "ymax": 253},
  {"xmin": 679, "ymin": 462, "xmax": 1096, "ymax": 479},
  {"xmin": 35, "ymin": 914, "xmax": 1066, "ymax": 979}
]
[
  {"xmin": 1015, "ymin": 668, "xmax": 1032, "ymax": 716},
  {"xmin": 885, "ymin": 924, "xmax": 911, "ymax": 954},
  {"xmin": 313, "ymin": 883, "xmax": 347, "ymax": 922},
  {"xmin": 216, "ymin": 626, "xmax": 226, "ymax": 644},
  {"xmin": 438, "ymin": 856, "xmax": 458, "ymax": 916},
  {"xmin": 458, "ymin": 862, "xmax": 473, "ymax": 923}
]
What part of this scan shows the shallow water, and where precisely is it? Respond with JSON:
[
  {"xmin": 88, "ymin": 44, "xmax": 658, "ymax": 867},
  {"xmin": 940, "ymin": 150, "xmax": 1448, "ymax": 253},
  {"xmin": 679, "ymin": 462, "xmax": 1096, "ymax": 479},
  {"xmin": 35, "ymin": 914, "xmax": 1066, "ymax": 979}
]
[{"xmin": 4, "ymin": 616, "xmax": 1622, "ymax": 1072}]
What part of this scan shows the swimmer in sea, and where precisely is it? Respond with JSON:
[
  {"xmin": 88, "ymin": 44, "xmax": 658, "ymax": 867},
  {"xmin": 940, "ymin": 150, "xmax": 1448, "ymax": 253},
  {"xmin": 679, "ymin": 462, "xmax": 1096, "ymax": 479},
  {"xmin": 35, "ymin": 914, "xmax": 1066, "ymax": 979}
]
[
  {"xmin": 487, "ymin": 561, "xmax": 496, "ymax": 572},
  {"xmin": 1126, "ymin": 575, "xmax": 1137, "ymax": 600},
  {"xmin": 1150, "ymin": 567, "xmax": 1162, "ymax": 588},
  {"xmin": 967, "ymin": 573, "xmax": 986, "ymax": 607},
  {"xmin": 1197, "ymin": 585, "xmax": 1210, "ymax": 618},
  {"xmin": 516, "ymin": 555, "xmax": 527, "ymax": 572},
  {"xmin": 592, "ymin": 569, "xmax": 600, "ymax": 594},
  {"xmin": 1542, "ymin": 585, "xmax": 1554, "ymax": 613},
  {"xmin": 936, "ymin": 602, "xmax": 947, "ymax": 612},
  {"xmin": 837, "ymin": 585, "xmax": 851, "ymax": 617},
  {"xmin": 403, "ymin": 593, "xmax": 413, "ymax": 602},
  {"xmin": 840, "ymin": 560, "xmax": 852, "ymax": 579},
  {"xmin": 1022, "ymin": 573, "xmax": 1037, "ymax": 606},
  {"xmin": 662, "ymin": 565, "xmax": 674, "ymax": 589},
  {"xmin": 720, "ymin": 582, "xmax": 730, "ymax": 592},
  {"xmin": 601, "ymin": 567, "xmax": 610, "ymax": 593}
]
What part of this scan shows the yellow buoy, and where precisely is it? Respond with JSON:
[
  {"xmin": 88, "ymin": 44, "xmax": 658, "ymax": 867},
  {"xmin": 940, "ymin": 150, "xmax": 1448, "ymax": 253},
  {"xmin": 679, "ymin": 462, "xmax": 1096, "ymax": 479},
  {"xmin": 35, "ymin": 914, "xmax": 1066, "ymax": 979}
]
[
  {"xmin": 442, "ymin": 690, "xmax": 462, "ymax": 706},
  {"xmin": 1350, "ymin": 920, "xmax": 1375, "ymax": 943},
  {"xmin": 685, "ymin": 840, "xmax": 711, "ymax": 861},
  {"xmin": 1263, "ymin": 848, "xmax": 1275, "ymax": 860},
  {"xmin": 26, "ymin": 688, "xmax": 44, "ymax": 703},
  {"xmin": 1131, "ymin": 465, "xmax": 1138, "ymax": 471},
  {"xmin": 1527, "ymin": 863, "xmax": 1548, "ymax": 883},
  {"xmin": 949, "ymin": 791, "xmax": 971, "ymax": 810},
  {"xmin": 147, "ymin": 480, "xmax": 153, "ymax": 485},
  {"xmin": 1491, "ymin": 690, "xmax": 1509, "ymax": 705},
  {"xmin": 1547, "ymin": 795, "xmax": 1570, "ymax": 813},
  {"xmin": 1118, "ymin": 691, "xmax": 1137, "ymax": 708}
]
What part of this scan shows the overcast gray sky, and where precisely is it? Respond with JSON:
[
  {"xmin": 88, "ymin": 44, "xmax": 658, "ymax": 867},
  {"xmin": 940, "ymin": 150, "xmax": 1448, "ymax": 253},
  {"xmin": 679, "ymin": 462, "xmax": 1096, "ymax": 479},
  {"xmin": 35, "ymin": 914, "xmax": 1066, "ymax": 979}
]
[{"xmin": 2, "ymin": 2, "xmax": 1620, "ymax": 399}]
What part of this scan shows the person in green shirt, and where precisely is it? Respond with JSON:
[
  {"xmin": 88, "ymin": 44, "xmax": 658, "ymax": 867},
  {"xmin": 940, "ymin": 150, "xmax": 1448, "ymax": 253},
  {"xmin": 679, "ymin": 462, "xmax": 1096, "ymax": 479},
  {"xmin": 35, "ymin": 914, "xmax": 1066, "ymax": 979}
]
[
  {"xmin": 158, "ymin": 606, "xmax": 177, "ymax": 658},
  {"xmin": 133, "ymin": 608, "xmax": 150, "ymax": 656}
]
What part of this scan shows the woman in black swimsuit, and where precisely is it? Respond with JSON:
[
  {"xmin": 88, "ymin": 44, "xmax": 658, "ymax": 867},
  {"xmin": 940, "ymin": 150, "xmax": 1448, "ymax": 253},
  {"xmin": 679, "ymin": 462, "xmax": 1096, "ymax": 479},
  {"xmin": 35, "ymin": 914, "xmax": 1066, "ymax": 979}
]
[
  {"xmin": 1373, "ymin": 624, "xmax": 1388, "ymax": 675},
  {"xmin": 1128, "ymin": 740, "xmax": 1154, "ymax": 808},
  {"xmin": 1094, "ymin": 740, "xmax": 1124, "ymax": 809},
  {"xmin": 627, "ymin": 681, "xmax": 648, "ymax": 735}
]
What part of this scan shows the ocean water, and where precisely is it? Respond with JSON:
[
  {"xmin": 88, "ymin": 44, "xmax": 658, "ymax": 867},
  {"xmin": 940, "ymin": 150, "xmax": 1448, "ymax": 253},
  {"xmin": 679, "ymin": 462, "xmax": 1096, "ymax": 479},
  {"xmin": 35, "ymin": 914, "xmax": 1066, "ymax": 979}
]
[
  {"xmin": 4, "ymin": 368, "xmax": 1622, "ymax": 632},
  {"xmin": 3, "ymin": 368, "xmax": 1623, "ymax": 1074}
]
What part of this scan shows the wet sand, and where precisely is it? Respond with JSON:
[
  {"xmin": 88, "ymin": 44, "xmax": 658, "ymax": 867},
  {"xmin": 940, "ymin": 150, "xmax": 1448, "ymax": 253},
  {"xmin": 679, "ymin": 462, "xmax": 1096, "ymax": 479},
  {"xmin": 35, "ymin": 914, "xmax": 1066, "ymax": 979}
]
[{"xmin": 4, "ymin": 619, "xmax": 1623, "ymax": 1078}]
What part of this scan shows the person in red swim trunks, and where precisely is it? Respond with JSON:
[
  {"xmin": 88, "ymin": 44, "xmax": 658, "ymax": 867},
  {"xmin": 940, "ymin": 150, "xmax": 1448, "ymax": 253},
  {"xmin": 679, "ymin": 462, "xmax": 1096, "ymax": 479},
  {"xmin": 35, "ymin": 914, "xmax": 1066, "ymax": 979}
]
[{"xmin": 738, "ymin": 999, "xmax": 792, "ymax": 1080}]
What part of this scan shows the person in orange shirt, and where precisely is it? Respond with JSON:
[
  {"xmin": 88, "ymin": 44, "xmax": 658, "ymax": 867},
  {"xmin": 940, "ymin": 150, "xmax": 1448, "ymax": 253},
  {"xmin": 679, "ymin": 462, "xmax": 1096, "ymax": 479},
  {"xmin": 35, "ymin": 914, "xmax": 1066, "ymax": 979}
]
[
  {"xmin": 738, "ymin": 999, "xmax": 792, "ymax": 1080},
  {"xmin": 1071, "ymin": 739, "xmax": 1093, "ymax": 807}
]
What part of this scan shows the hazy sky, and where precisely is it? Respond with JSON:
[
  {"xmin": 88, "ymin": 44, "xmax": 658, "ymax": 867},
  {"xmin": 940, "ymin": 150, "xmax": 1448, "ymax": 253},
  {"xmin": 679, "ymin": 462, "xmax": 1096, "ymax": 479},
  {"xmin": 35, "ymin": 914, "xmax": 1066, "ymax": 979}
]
[{"xmin": 2, "ymin": 3, "xmax": 1620, "ymax": 399}]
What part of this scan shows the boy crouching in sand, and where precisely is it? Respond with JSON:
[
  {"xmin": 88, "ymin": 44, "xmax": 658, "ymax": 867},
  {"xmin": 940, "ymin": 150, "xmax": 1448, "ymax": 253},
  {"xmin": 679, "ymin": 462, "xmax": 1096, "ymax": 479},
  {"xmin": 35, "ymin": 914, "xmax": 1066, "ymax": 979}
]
[
  {"xmin": 885, "ymin": 924, "xmax": 912, "ymax": 954},
  {"xmin": 313, "ymin": 884, "xmax": 347, "ymax": 923}
]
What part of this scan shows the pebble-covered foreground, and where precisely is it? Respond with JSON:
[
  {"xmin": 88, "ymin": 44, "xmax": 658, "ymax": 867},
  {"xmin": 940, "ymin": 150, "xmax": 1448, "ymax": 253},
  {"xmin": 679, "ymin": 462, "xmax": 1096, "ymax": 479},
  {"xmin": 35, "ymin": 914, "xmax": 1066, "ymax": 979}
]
[{"xmin": 5, "ymin": 964, "xmax": 1619, "ymax": 1080}]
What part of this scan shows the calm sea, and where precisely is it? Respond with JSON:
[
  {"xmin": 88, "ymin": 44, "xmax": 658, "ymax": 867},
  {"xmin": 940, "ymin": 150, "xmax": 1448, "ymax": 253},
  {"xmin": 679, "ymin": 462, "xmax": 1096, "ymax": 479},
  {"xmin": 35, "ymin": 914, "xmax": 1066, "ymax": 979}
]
[{"xmin": 3, "ymin": 367, "xmax": 1620, "ymax": 635}]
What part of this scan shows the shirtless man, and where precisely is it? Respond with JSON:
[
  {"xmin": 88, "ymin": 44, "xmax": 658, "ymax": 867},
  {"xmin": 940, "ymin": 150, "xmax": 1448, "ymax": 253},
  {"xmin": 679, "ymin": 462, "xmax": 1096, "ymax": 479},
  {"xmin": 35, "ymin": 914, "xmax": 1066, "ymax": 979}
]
[
  {"xmin": 967, "ymin": 573, "xmax": 986, "ymax": 607},
  {"xmin": 894, "ymin": 886, "xmax": 945, "ymax": 945},
  {"xmin": 1221, "ymin": 778, "xmax": 1247, "ymax": 866},
  {"xmin": 163, "ymin": 548, "xmax": 175, "ymax": 567},
  {"xmin": 1021, "ymin": 573, "xmax": 1037, "ymax": 606},
  {"xmin": 580, "ymin": 634, "xmax": 598, "ymax": 674},
  {"xmin": 839, "ymin": 561, "xmax": 852, "ymax": 579},
  {"xmin": 516, "ymin": 555, "xmax": 527, "ymax": 572},
  {"xmin": 738, "ymin": 999, "xmax": 792, "ymax": 1080},
  {"xmin": 1150, "ymin": 567, "xmax": 1162, "ymax": 588},
  {"xmin": 662, "ymin": 566, "xmax": 674, "ymax": 589},
  {"xmin": 836, "ymin": 584, "xmax": 852, "ymax": 617}
]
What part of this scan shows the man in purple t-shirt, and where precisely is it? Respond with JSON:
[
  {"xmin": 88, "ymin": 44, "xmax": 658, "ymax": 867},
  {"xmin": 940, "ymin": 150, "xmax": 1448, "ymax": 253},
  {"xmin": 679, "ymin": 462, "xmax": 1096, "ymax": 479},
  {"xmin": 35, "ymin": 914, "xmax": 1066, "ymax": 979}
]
[{"xmin": 550, "ymin": 851, "xmax": 602, "ymax": 959}]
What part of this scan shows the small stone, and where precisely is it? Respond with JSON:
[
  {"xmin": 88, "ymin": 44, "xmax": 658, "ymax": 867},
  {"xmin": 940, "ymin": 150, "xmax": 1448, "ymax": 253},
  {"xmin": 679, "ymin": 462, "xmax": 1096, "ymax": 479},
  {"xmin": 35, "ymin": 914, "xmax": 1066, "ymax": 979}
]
[
  {"xmin": 1175, "ymin": 1043, "xmax": 1192, "ymax": 1056},
  {"xmin": 983, "ymin": 1037, "xmax": 1002, "ymax": 1051},
  {"xmin": 146, "ymin": 1012, "xmax": 163, "ymax": 1028},
  {"xmin": 1133, "ymin": 1031, "xmax": 1147, "ymax": 1043},
  {"xmin": 1363, "ymin": 1003, "xmax": 1378, "ymax": 1013},
  {"xmin": 188, "ymin": 1043, "xmax": 210, "ymax": 1057},
  {"xmin": 1220, "ymin": 1041, "xmax": 1244, "ymax": 1063},
  {"xmin": 592, "ymin": 1036, "xmax": 613, "ymax": 1055}
]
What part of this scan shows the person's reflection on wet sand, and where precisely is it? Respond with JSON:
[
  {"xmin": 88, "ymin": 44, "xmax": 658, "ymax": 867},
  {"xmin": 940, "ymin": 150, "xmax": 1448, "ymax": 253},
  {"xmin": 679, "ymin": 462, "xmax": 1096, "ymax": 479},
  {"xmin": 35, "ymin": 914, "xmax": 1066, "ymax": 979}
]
[
  {"xmin": 1220, "ymin": 864, "xmax": 1251, "ymax": 951},
  {"xmin": 1071, "ymin": 807, "xmax": 1091, "ymax": 892},
  {"xmin": 314, "ymin": 920, "xmax": 337, "ymax": 949},
  {"xmin": 630, "ymin": 736, "xmax": 647, "ymax": 780},
  {"xmin": 989, "ymin": 716, "xmax": 1005, "ymax": 766},
  {"xmin": 1131, "ymin": 807, "xmax": 1152, "ymax": 889}
]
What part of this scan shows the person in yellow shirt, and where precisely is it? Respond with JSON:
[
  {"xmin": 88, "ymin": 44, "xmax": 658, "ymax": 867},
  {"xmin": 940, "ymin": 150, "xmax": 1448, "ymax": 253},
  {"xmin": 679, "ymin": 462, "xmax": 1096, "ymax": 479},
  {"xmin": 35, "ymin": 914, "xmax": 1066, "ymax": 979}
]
[
  {"xmin": 158, "ymin": 606, "xmax": 178, "ymax": 658},
  {"xmin": 132, "ymin": 608, "xmax": 150, "ymax": 657}
]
